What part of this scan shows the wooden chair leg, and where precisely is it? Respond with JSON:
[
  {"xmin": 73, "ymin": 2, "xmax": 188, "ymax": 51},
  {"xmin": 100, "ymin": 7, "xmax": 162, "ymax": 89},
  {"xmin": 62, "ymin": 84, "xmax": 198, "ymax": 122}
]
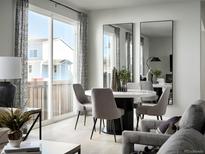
[
  {"xmin": 99, "ymin": 119, "xmax": 102, "ymax": 134},
  {"xmin": 74, "ymin": 111, "xmax": 80, "ymax": 130},
  {"xmin": 112, "ymin": 120, "xmax": 117, "ymax": 143},
  {"xmin": 93, "ymin": 117, "xmax": 96, "ymax": 132},
  {"xmin": 120, "ymin": 117, "xmax": 123, "ymax": 131},
  {"xmin": 90, "ymin": 118, "xmax": 97, "ymax": 140},
  {"xmin": 84, "ymin": 110, "xmax": 87, "ymax": 126},
  {"xmin": 136, "ymin": 114, "xmax": 140, "ymax": 130},
  {"xmin": 157, "ymin": 116, "xmax": 159, "ymax": 120},
  {"xmin": 160, "ymin": 116, "xmax": 163, "ymax": 120}
]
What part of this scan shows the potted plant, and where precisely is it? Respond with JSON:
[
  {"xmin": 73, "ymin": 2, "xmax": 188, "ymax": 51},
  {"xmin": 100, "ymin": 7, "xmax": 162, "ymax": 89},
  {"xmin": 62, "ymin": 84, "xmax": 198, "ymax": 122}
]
[
  {"xmin": 152, "ymin": 69, "xmax": 162, "ymax": 83},
  {"xmin": 118, "ymin": 68, "xmax": 130, "ymax": 91},
  {"xmin": 0, "ymin": 108, "xmax": 32, "ymax": 147}
]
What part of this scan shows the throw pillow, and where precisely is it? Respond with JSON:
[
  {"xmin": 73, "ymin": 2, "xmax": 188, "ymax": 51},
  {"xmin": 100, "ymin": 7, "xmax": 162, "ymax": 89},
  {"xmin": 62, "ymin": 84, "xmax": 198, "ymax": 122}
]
[{"xmin": 156, "ymin": 116, "xmax": 181, "ymax": 134}]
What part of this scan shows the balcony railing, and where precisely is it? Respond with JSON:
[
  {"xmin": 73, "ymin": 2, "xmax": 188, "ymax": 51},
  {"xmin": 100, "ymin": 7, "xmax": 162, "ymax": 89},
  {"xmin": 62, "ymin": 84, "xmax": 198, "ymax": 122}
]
[{"xmin": 27, "ymin": 80, "xmax": 73, "ymax": 121}]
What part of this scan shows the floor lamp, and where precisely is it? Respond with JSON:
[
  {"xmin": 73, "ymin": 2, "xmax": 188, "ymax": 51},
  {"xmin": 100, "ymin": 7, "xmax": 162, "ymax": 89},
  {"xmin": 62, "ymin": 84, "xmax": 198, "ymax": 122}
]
[
  {"xmin": 146, "ymin": 57, "xmax": 161, "ymax": 82},
  {"xmin": 0, "ymin": 57, "xmax": 22, "ymax": 107}
]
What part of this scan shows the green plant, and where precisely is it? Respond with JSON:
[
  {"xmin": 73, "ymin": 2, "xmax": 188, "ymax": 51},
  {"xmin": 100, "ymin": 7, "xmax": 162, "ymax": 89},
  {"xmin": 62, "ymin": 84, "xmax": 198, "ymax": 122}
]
[
  {"xmin": 152, "ymin": 69, "xmax": 162, "ymax": 78},
  {"xmin": 118, "ymin": 69, "xmax": 130, "ymax": 84},
  {"xmin": 0, "ymin": 108, "xmax": 32, "ymax": 132}
]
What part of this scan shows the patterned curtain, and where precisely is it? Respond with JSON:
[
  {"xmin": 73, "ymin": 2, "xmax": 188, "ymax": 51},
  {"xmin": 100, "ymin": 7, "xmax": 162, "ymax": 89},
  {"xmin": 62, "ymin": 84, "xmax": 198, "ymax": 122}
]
[
  {"xmin": 78, "ymin": 13, "xmax": 88, "ymax": 89},
  {"xmin": 114, "ymin": 27, "xmax": 120, "ymax": 70},
  {"xmin": 14, "ymin": 0, "xmax": 29, "ymax": 108}
]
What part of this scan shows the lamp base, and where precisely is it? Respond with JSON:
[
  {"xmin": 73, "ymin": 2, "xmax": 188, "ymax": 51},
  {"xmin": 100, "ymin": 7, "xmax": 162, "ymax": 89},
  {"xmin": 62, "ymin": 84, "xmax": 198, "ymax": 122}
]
[{"xmin": 0, "ymin": 82, "xmax": 16, "ymax": 107}]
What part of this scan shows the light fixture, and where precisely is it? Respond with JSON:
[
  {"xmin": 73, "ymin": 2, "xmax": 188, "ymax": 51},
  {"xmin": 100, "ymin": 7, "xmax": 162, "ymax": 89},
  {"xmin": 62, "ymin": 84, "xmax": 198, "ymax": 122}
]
[
  {"xmin": 146, "ymin": 57, "xmax": 161, "ymax": 81},
  {"xmin": 0, "ymin": 57, "xmax": 22, "ymax": 107}
]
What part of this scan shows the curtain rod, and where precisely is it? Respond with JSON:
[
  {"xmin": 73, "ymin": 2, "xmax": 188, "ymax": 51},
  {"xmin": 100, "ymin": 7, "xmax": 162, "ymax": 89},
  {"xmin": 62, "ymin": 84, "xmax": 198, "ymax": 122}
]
[{"xmin": 49, "ymin": 0, "xmax": 82, "ymax": 14}]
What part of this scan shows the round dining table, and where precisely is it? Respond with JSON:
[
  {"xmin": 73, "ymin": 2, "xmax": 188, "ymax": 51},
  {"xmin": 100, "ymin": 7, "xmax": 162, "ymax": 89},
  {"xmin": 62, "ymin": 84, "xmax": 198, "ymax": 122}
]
[{"xmin": 85, "ymin": 89, "xmax": 156, "ymax": 135}]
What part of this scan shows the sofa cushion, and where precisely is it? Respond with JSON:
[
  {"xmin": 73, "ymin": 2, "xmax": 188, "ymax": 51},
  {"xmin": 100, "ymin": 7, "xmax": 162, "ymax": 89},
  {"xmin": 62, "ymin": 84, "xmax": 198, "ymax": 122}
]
[
  {"xmin": 179, "ymin": 101, "xmax": 205, "ymax": 134},
  {"xmin": 156, "ymin": 116, "xmax": 181, "ymax": 134},
  {"xmin": 158, "ymin": 128, "xmax": 205, "ymax": 154}
]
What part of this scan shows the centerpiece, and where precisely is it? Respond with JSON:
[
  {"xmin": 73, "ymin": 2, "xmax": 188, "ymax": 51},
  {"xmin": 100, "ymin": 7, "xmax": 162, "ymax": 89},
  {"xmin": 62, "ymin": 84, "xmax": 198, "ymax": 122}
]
[
  {"xmin": 0, "ymin": 108, "xmax": 32, "ymax": 147},
  {"xmin": 118, "ymin": 68, "xmax": 130, "ymax": 91}
]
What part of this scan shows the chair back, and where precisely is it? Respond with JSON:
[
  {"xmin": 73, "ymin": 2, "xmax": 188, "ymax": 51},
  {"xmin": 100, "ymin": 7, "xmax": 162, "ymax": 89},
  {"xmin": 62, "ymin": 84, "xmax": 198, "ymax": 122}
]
[
  {"xmin": 73, "ymin": 84, "xmax": 89, "ymax": 105},
  {"xmin": 91, "ymin": 88, "xmax": 121, "ymax": 120},
  {"xmin": 155, "ymin": 87, "xmax": 171, "ymax": 115},
  {"xmin": 140, "ymin": 81, "xmax": 154, "ymax": 91},
  {"xmin": 127, "ymin": 82, "xmax": 140, "ymax": 91}
]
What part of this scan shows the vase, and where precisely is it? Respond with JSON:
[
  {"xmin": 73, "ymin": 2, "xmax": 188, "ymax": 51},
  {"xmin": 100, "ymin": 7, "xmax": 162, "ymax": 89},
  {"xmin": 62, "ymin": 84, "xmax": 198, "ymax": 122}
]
[
  {"xmin": 152, "ymin": 75, "xmax": 158, "ymax": 84},
  {"xmin": 120, "ymin": 81, "xmax": 127, "ymax": 92},
  {"xmin": 8, "ymin": 130, "xmax": 22, "ymax": 147}
]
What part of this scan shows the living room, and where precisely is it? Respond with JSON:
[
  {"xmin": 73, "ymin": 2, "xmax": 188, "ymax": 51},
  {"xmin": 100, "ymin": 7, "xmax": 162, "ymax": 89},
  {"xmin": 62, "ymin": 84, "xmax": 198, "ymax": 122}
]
[{"xmin": 0, "ymin": 0, "xmax": 205, "ymax": 153}]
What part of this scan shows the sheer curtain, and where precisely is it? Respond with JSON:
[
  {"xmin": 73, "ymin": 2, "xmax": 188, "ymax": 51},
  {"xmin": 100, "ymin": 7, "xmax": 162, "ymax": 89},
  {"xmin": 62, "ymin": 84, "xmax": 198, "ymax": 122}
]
[
  {"xmin": 78, "ymin": 13, "xmax": 88, "ymax": 90},
  {"xmin": 14, "ymin": 0, "xmax": 29, "ymax": 108},
  {"xmin": 114, "ymin": 27, "xmax": 120, "ymax": 70}
]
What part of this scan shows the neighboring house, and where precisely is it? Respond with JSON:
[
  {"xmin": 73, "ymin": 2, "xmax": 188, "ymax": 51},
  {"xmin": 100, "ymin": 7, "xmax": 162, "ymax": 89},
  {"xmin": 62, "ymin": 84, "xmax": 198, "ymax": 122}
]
[{"xmin": 28, "ymin": 38, "xmax": 74, "ymax": 82}]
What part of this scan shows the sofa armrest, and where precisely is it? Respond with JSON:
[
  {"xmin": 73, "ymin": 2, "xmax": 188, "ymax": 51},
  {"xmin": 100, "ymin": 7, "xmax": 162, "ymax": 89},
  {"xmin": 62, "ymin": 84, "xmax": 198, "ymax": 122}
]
[
  {"xmin": 141, "ymin": 119, "xmax": 165, "ymax": 132},
  {"xmin": 122, "ymin": 131, "xmax": 170, "ymax": 154}
]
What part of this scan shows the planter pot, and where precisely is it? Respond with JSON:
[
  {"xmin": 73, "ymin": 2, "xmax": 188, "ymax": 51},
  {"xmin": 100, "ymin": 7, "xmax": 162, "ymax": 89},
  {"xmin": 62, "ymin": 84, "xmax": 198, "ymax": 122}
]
[
  {"xmin": 8, "ymin": 130, "xmax": 22, "ymax": 147},
  {"xmin": 120, "ymin": 81, "xmax": 127, "ymax": 92},
  {"xmin": 152, "ymin": 75, "xmax": 158, "ymax": 84}
]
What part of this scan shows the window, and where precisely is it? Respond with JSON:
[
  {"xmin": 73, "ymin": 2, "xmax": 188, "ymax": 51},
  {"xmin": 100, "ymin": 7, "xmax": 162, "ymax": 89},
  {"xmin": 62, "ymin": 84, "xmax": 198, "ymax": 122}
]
[
  {"xmin": 27, "ymin": 9, "xmax": 79, "ymax": 121},
  {"xmin": 29, "ymin": 49, "xmax": 38, "ymax": 58}
]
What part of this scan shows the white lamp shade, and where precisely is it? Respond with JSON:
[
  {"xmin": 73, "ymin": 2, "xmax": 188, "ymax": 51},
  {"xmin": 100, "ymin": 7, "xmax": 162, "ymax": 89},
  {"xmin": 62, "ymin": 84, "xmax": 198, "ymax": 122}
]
[{"xmin": 0, "ymin": 57, "xmax": 22, "ymax": 79}]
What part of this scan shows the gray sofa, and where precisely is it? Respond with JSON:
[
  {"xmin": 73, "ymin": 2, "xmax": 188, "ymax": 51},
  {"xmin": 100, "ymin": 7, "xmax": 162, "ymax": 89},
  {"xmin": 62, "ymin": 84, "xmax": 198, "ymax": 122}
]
[{"xmin": 122, "ymin": 100, "xmax": 205, "ymax": 154}]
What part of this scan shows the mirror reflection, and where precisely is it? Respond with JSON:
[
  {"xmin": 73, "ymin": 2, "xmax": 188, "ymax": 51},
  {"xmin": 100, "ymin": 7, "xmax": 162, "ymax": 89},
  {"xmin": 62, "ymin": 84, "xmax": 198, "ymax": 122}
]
[
  {"xmin": 140, "ymin": 20, "xmax": 173, "ymax": 104},
  {"xmin": 103, "ymin": 23, "xmax": 133, "ymax": 88}
]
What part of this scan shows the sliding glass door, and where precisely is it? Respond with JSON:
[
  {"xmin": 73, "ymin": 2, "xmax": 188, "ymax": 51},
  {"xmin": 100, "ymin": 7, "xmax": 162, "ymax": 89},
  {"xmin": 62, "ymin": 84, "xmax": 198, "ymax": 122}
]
[{"xmin": 27, "ymin": 10, "xmax": 78, "ymax": 121}]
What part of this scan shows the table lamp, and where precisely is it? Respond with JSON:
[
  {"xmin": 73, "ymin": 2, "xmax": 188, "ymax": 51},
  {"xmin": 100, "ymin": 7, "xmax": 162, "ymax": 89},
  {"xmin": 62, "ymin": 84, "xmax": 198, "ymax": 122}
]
[
  {"xmin": 0, "ymin": 57, "xmax": 22, "ymax": 107},
  {"xmin": 146, "ymin": 57, "xmax": 161, "ymax": 81}
]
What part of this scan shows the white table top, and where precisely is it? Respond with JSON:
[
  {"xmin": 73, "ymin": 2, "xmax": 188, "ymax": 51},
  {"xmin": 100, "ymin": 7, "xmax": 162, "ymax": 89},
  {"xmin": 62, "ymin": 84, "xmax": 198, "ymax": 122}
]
[
  {"xmin": 1, "ymin": 140, "xmax": 80, "ymax": 154},
  {"xmin": 85, "ymin": 89, "xmax": 156, "ymax": 98}
]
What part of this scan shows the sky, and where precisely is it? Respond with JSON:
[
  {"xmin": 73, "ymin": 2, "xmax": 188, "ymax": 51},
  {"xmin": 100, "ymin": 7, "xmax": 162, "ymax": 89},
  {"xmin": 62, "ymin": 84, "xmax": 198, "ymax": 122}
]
[{"xmin": 28, "ymin": 10, "xmax": 76, "ymax": 49}]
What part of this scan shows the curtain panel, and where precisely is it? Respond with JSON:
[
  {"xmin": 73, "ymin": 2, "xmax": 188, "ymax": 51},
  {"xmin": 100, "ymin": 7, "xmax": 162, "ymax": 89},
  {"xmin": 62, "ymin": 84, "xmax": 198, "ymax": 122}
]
[
  {"xmin": 78, "ymin": 13, "xmax": 88, "ymax": 90},
  {"xmin": 14, "ymin": 0, "xmax": 29, "ymax": 108},
  {"xmin": 114, "ymin": 27, "xmax": 120, "ymax": 70}
]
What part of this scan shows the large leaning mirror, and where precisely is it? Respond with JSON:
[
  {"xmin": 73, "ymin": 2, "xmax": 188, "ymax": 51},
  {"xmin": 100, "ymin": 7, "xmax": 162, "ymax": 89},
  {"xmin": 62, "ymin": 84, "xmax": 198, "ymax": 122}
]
[
  {"xmin": 140, "ymin": 20, "xmax": 173, "ymax": 104},
  {"xmin": 103, "ymin": 23, "xmax": 134, "ymax": 89}
]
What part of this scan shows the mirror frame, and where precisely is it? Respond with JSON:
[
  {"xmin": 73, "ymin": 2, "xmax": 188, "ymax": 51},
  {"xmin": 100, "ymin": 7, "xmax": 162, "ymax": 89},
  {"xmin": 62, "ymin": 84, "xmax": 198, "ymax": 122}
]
[
  {"xmin": 140, "ymin": 20, "xmax": 174, "ymax": 105},
  {"xmin": 103, "ymin": 23, "xmax": 134, "ymax": 88}
]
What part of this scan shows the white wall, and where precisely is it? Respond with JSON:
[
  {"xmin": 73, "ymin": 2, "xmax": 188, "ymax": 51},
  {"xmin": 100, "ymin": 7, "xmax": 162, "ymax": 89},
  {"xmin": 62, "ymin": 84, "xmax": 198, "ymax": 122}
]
[
  {"xmin": 88, "ymin": 0, "xmax": 201, "ymax": 116},
  {"xmin": 0, "ymin": 0, "xmax": 15, "ymax": 56}
]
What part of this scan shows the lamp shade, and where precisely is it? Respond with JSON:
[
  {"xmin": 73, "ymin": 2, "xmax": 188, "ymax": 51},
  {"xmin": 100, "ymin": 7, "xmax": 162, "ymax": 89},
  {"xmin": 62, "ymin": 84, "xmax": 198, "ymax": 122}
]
[
  {"xmin": 0, "ymin": 57, "xmax": 22, "ymax": 79},
  {"xmin": 150, "ymin": 57, "xmax": 161, "ymax": 62}
]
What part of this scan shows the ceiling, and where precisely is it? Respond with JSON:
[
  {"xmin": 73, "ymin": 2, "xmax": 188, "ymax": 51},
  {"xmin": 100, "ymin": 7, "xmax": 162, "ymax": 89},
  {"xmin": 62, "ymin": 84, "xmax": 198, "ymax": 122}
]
[
  {"xmin": 141, "ymin": 21, "xmax": 173, "ymax": 37},
  {"xmin": 58, "ymin": 0, "xmax": 188, "ymax": 10}
]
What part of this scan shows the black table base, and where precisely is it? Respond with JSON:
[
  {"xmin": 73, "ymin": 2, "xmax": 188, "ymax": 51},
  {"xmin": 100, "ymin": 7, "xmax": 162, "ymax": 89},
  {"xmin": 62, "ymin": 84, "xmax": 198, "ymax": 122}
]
[{"xmin": 102, "ymin": 98, "xmax": 134, "ymax": 135}]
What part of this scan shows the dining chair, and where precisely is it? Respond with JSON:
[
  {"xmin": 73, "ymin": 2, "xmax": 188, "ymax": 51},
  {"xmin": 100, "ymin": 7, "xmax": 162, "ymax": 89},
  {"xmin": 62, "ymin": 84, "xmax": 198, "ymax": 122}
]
[
  {"xmin": 90, "ymin": 88, "xmax": 124, "ymax": 142},
  {"xmin": 73, "ymin": 84, "xmax": 92, "ymax": 130},
  {"xmin": 140, "ymin": 81, "xmax": 158, "ymax": 103},
  {"xmin": 127, "ymin": 82, "xmax": 141, "ymax": 107},
  {"xmin": 135, "ymin": 87, "xmax": 171, "ymax": 129}
]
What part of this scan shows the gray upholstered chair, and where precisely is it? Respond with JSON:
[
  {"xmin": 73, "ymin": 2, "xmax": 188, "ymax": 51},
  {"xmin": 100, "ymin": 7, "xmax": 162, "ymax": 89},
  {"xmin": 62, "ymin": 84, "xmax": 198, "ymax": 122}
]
[
  {"xmin": 90, "ymin": 88, "xmax": 124, "ymax": 142},
  {"xmin": 127, "ymin": 82, "xmax": 141, "ymax": 108},
  {"xmin": 73, "ymin": 84, "xmax": 92, "ymax": 130},
  {"xmin": 136, "ymin": 87, "xmax": 171, "ymax": 129},
  {"xmin": 140, "ymin": 81, "xmax": 158, "ymax": 103},
  {"xmin": 122, "ymin": 100, "xmax": 205, "ymax": 154}
]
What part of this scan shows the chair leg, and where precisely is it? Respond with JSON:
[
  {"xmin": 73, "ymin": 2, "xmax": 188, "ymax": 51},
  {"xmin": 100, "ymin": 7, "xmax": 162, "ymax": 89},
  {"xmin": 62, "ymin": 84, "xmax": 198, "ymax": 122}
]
[
  {"xmin": 136, "ymin": 114, "xmax": 140, "ymax": 130},
  {"xmin": 90, "ymin": 118, "xmax": 97, "ymax": 140},
  {"xmin": 141, "ymin": 114, "xmax": 144, "ymax": 119},
  {"xmin": 74, "ymin": 111, "xmax": 80, "ymax": 130},
  {"xmin": 99, "ymin": 119, "xmax": 102, "ymax": 134},
  {"xmin": 84, "ymin": 110, "xmax": 87, "ymax": 126},
  {"xmin": 120, "ymin": 117, "xmax": 123, "ymax": 131},
  {"xmin": 102, "ymin": 119, "xmax": 105, "ymax": 127},
  {"xmin": 112, "ymin": 120, "xmax": 117, "ymax": 143},
  {"xmin": 157, "ymin": 116, "xmax": 159, "ymax": 120},
  {"xmin": 160, "ymin": 116, "xmax": 163, "ymax": 120},
  {"xmin": 93, "ymin": 117, "xmax": 96, "ymax": 132}
]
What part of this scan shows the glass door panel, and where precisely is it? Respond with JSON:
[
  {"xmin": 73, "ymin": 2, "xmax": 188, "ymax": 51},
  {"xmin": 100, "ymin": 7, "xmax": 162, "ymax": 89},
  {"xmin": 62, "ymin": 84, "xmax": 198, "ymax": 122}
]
[{"xmin": 27, "ymin": 10, "xmax": 50, "ymax": 120}]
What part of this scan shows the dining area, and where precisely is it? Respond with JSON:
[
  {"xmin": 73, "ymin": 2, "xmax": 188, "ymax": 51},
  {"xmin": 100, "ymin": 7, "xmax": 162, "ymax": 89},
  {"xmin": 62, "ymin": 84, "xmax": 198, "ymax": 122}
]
[{"xmin": 72, "ymin": 82, "xmax": 171, "ymax": 143}]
